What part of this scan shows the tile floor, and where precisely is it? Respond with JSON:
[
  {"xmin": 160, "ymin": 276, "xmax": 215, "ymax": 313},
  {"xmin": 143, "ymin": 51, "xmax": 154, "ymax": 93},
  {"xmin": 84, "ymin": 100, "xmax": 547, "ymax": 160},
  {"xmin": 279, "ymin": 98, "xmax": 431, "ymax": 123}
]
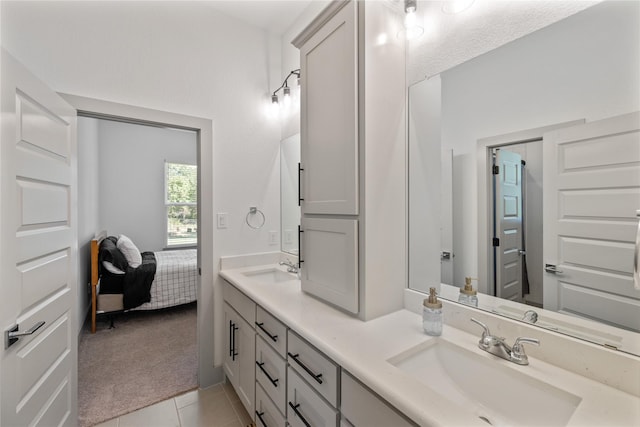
[{"xmin": 94, "ymin": 382, "xmax": 253, "ymax": 427}]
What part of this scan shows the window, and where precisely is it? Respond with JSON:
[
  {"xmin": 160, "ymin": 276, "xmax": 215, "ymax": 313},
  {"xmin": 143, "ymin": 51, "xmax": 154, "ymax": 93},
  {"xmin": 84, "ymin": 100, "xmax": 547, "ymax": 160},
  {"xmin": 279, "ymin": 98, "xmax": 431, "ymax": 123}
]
[{"xmin": 165, "ymin": 162, "xmax": 197, "ymax": 247}]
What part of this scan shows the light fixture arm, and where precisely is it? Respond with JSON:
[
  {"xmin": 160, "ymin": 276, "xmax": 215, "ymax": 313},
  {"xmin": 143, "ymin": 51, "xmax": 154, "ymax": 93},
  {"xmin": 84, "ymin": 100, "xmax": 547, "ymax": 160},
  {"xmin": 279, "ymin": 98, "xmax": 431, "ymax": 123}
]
[{"xmin": 272, "ymin": 69, "xmax": 301, "ymax": 98}]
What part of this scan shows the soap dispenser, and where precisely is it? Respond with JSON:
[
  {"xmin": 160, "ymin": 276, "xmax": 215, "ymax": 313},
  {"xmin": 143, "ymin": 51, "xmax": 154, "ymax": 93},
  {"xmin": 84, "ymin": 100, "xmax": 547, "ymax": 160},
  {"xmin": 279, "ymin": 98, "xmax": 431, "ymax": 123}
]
[
  {"xmin": 423, "ymin": 287, "xmax": 443, "ymax": 336},
  {"xmin": 458, "ymin": 277, "xmax": 478, "ymax": 307}
]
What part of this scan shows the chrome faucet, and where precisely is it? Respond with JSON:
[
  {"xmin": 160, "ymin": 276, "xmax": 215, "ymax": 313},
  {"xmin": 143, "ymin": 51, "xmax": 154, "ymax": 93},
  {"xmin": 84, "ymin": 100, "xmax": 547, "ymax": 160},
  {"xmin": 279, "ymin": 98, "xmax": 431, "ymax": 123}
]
[
  {"xmin": 279, "ymin": 259, "xmax": 299, "ymax": 274},
  {"xmin": 470, "ymin": 318, "xmax": 539, "ymax": 365}
]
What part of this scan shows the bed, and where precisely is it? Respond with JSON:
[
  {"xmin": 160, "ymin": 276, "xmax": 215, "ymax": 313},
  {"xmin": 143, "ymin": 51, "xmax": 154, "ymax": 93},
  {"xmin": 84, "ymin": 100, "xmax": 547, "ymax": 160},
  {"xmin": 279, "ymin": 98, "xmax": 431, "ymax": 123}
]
[{"xmin": 90, "ymin": 231, "xmax": 197, "ymax": 333}]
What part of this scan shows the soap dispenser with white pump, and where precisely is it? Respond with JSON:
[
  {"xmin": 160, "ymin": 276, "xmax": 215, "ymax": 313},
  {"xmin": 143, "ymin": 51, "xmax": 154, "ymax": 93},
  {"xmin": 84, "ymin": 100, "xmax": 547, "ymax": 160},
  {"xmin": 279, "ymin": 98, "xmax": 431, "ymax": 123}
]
[
  {"xmin": 458, "ymin": 277, "xmax": 478, "ymax": 307},
  {"xmin": 423, "ymin": 287, "xmax": 443, "ymax": 336}
]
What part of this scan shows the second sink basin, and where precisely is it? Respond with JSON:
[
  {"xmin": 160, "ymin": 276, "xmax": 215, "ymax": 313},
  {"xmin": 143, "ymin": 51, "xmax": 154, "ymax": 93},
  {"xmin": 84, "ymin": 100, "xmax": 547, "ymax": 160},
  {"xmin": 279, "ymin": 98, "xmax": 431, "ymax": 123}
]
[
  {"xmin": 242, "ymin": 268, "xmax": 296, "ymax": 284},
  {"xmin": 388, "ymin": 338, "xmax": 581, "ymax": 426}
]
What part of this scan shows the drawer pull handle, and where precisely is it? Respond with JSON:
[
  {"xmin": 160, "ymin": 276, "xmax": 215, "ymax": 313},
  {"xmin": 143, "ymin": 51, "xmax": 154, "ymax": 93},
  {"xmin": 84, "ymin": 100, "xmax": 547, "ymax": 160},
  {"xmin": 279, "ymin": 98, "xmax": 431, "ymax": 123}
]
[
  {"xmin": 287, "ymin": 352, "xmax": 323, "ymax": 384},
  {"xmin": 256, "ymin": 411, "xmax": 268, "ymax": 427},
  {"xmin": 256, "ymin": 361, "xmax": 279, "ymax": 387},
  {"xmin": 255, "ymin": 322, "xmax": 278, "ymax": 342},
  {"xmin": 289, "ymin": 402, "xmax": 311, "ymax": 427}
]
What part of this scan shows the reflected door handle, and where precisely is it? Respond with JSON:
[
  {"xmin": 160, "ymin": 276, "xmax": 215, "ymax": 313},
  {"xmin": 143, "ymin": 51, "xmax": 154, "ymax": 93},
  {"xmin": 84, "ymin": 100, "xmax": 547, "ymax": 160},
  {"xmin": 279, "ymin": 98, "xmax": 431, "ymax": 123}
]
[
  {"xmin": 5, "ymin": 321, "xmax": 45, "ymax": 349},
  {"xmin": 544, "ymin": 264, "xmax": 563, "ymax": 274}
]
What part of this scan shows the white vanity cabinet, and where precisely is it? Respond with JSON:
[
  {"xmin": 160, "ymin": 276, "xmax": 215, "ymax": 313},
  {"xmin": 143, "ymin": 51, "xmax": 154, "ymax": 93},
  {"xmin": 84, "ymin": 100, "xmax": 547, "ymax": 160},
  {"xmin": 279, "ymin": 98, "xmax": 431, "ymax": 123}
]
[
  {"xmin": 222, "ymin": 279, "xmax": 414, "ymax": 427},
  {"xmin": 294, "ymin": 0, "xmax": 406, "ymax": 320},
  {"xmin": 223, "ymin": 283, "xmax": 256, "ymax": 421}
]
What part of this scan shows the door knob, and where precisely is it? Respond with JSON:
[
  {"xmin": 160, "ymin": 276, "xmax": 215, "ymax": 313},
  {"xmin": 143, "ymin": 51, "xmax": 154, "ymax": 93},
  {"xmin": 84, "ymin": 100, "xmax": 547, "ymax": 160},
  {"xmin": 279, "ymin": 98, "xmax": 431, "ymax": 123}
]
[
  {"xmin": 544, "ymin": 264, "xmax": 563, "ymax": 274},
  {"xmin": 5, "ymin": 321, "xmax": 45, "ymax": 349}
]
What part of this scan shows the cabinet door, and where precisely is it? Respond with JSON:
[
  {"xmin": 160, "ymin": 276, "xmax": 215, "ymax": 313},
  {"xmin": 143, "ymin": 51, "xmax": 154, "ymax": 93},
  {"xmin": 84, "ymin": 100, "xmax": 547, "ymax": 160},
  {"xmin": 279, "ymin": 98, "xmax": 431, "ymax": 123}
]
[
  {"xmin": 223, "ymin": 303, "xmax": 239, "ymax": 385},
  {"xmin": 235, "ymin": 314, "xmax": 256, "ymax": 420},
  {"xmin": 341, "ymin": 372, "xmax": 416, "ymax": 427},
  {"xmin": 301, "ymin": 217, "xmax": 359, "ymax": 313},
  {"xmin": 300, "ymin": 0, "xmax": 358, "ymax": 215}
]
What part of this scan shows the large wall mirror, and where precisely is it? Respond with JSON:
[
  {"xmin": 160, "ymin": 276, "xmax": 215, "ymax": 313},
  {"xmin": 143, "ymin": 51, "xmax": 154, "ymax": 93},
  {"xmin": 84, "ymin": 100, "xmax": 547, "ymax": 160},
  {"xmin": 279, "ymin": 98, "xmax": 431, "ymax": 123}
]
[
  {"xmin": 281, "ymin": 133, "xmax": 300, "ymax": 255},
  {"xmin": 408, "ymin": 1, "xmax": 640, "ymax": 355}
]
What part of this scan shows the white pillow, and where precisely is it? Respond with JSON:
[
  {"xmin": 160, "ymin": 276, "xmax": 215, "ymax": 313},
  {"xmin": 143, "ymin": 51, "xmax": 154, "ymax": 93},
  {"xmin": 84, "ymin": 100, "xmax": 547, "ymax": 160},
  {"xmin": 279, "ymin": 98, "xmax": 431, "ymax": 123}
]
[
  {"xmin": 117, "ymin": 234, "xmax": 142, "ymax": 268},
  {"xmin": 102, "ymin": 261, "xmax": 126, "ymax": 275}
]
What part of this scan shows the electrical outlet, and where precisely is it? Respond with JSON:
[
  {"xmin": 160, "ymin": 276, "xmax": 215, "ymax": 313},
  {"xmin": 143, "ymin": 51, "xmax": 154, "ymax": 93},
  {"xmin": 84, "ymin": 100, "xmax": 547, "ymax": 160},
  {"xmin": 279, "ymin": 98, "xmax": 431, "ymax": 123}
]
[
  {"xmin": 284, "ymin": 229, "xmax": 293, "ymax": 244},
  {"xmin": 269, "ymin": 231, "xmax": 278, "ymax": 245},
  {"xmin": 217, "ymin": 213, "xmax": 228, "ymax": 229}
]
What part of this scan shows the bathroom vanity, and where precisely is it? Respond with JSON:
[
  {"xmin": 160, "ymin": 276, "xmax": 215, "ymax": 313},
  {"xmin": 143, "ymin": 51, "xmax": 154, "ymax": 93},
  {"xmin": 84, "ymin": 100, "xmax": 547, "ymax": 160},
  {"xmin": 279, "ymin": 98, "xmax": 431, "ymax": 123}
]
[{"xmin": 220, "ymin": 260, "xmax": 640, "ymax": 426}]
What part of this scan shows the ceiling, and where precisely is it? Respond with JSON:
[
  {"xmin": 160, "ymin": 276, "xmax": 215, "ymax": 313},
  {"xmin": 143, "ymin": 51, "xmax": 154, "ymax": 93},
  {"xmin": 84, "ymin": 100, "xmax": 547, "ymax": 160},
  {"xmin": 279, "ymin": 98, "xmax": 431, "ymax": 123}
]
[{"xmin": 203, "ymin": 0, "xmax": 315, "ymax": 35}]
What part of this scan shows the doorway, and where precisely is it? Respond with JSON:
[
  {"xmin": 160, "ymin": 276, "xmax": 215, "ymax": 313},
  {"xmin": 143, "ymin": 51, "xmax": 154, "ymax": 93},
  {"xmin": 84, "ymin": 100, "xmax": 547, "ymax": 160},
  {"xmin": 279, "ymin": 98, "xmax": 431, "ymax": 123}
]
[
  {"xmin": 490, "ymin": 141, "xmax": 543, "ymax": 306},
  {"xmin": 76, "ymin": 114, "xmax": 200, "ymax": 425}
]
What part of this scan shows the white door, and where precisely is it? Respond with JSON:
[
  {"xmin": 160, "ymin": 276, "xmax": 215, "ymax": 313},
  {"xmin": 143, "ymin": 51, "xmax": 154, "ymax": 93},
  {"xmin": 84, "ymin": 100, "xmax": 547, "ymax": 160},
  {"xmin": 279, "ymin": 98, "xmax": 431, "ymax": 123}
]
[
  {"xmin": 1, "ymin": 50, "xmax": 78, "ymax": 426},
  {"xmin": 543, "ymin": 111, "xmax": 640, "ymax": 331},
  {"xmin": 494, "ymin": 149, "xmax": 524, "ymax": 302}
]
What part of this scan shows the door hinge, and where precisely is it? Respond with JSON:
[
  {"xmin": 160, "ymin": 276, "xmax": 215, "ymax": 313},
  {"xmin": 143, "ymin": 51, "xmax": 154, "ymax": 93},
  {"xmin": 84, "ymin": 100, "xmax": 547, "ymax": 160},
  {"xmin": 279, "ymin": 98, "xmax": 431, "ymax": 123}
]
[
  {"xmin": 492, "ymin": 237, "xmax": 500, "ymax": 247},
  {"xmin": 492, "ymin": 165, "xmax": 500, "ymax": 175}
]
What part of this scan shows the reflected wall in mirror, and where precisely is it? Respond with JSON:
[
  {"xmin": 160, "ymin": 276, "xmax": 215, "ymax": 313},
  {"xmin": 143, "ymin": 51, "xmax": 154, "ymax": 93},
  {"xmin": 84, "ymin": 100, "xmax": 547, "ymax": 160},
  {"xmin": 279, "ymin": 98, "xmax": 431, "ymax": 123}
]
[
  {"xmin": 408, "ymin": 1, "xmax": 640, "ymax": 354},
  {"xmin": 281, "ymin": 133, "xmax": 300, "ymax": 255}
]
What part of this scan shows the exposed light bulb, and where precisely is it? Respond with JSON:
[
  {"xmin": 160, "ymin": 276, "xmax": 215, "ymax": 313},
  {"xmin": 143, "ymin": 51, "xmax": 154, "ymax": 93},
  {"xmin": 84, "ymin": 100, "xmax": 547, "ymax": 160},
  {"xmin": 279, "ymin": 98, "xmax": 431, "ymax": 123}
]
[
  {"xmin": 404, "ymin": 0, "xmax": 417, "ymax": 14},
  {"xmin": 283, "ymin": 86, "xmax": 292, "ymax": 107}
]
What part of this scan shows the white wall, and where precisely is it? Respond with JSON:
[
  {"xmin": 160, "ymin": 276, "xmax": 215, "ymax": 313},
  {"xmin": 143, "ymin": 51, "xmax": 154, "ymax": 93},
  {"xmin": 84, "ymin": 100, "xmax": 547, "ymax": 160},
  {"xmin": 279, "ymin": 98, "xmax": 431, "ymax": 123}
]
[
  {"xmin": 77, "ymin": 116, "xmax": 100, "ymax": 333},
  {"xmin": 439, "ymin": 1, "xmax": 639, "ymax": 287},
  {"xmin": 97, "ymin": 119, "xmax": 197, "ymax": 252}
]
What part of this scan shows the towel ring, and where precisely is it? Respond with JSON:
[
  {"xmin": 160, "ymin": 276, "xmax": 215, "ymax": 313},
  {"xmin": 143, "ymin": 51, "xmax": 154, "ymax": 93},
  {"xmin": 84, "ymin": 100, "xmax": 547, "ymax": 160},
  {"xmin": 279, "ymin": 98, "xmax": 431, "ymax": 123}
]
[{"xmin": 246, "ymin": 207, "xmax": 265, "ymax": 230}]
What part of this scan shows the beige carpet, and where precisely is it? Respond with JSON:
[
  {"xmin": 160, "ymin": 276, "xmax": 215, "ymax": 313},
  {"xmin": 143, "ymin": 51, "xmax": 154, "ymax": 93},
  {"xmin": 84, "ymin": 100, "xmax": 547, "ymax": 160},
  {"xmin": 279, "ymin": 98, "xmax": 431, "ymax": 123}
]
[{"xmin": 78, "ymin": 303, "xmax": 198, "ymax": 427}]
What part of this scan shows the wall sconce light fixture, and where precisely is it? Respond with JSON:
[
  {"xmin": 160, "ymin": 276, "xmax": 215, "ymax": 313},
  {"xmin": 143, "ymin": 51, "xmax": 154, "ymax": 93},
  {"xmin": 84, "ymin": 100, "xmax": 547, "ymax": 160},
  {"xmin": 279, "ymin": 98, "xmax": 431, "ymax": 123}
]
[
  {"xmin": 272, "ymin": 69, "xmax": 301, "ymax": 106},
  {"xmin": 401, "ymin": 0, "xmax": 424, "ymax": 40}
]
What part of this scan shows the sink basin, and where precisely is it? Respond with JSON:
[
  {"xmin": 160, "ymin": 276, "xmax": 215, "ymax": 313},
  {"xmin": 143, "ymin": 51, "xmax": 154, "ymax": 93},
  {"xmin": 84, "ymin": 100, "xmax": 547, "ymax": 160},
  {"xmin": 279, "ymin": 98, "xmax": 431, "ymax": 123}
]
[
  {"xmin": 388, "ymin": 338, "xmax": 581, "ymax": 426},
  {"xmin": 242, "ymin": 268, "xmax": 296, "ymax": 284}
]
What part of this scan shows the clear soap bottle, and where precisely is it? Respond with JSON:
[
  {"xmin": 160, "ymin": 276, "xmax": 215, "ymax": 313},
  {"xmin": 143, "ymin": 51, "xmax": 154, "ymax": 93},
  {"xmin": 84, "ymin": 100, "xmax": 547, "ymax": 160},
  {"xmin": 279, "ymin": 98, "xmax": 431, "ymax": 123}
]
[
  {"xmin": 423, "ymin": 287, "xmax": 443, "ymax": 336},
  {"xmin": 458, "ymin": 277, "xmax": 478, "ymax": 307}
]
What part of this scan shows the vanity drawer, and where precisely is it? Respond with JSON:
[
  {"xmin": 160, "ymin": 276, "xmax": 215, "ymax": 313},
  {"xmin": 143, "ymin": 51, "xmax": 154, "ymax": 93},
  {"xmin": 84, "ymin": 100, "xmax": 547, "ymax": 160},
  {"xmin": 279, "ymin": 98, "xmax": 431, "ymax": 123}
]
[
  {"xmin": 287, "ymin": 367, "xmax": 338, "ymax": 427},
  {"xmin": 256, "ymin": 305, "xmax": 287, "ymax": 357},
  {"xmin": 223, "ymin": 280, "xmax": 256, "ymax": 325},
  {"xmin": 256, "ymin": 382, "xmax": 286, "ymax": 427},
  {"xmin": 256, "ymin": 336, "xmax": 287, "ymax": 413},
  {"xmin": 287, "ymin": 330, "xmax": 338, "ymax": 406}
]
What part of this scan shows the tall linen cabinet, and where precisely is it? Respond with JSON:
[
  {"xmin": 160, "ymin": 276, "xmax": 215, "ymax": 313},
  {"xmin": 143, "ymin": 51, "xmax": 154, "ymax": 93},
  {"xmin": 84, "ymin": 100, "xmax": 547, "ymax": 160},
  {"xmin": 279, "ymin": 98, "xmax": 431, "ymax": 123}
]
[{"xmin": 293, "ymin": 0, "xmax": 406, "ymax": 320}]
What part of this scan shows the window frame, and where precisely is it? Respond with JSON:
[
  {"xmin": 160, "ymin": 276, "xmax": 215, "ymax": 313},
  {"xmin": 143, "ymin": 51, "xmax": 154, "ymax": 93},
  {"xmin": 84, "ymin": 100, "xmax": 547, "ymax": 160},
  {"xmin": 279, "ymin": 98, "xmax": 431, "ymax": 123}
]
[{"xmin": 164, "ymin": 161, "xmax": 198, "ymax": 248}]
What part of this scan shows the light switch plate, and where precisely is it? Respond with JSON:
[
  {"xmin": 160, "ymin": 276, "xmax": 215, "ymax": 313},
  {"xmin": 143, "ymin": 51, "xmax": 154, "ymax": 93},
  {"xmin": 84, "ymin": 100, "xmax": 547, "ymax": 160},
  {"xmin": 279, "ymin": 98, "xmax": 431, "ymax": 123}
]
[{"xmin": 217, "ymin": 213, "xmax": 228, "ymax": 229}]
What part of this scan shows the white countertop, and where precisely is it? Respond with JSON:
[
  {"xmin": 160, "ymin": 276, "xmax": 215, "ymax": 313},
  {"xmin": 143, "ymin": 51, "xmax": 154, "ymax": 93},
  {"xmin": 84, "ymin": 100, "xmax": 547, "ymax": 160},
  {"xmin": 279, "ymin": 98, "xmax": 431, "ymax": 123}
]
[{"xmin": 220, "ymin": 263, "xmax": 640, "ymax": 426}]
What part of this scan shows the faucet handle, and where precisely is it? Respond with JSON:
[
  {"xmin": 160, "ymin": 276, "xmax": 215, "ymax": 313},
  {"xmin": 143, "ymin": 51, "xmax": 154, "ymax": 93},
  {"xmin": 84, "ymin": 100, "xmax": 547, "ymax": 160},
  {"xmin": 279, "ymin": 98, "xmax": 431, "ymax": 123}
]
[
  {"xmin": 511, "ymin": 337, "xmax": 540, "ymax": 365},
  {"xmin": 470, "ymin": 318, "xmax": 493, "ymax": 349}
]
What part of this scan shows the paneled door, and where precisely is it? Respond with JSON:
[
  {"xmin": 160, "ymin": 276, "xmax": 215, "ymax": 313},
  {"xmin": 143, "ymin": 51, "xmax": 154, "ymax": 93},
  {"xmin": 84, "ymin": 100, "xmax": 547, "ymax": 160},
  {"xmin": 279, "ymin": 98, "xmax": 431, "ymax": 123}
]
[
  {"xmin": 1, "ymin": 49, "xmax": 78, "ymax": 426},
  {"xmin": 543, "ymin": 111, "xmax": 640, "ymax": 332},
  {"xmin": 494, "ymin": 148, "xmax": 524, "ymax": 302}
]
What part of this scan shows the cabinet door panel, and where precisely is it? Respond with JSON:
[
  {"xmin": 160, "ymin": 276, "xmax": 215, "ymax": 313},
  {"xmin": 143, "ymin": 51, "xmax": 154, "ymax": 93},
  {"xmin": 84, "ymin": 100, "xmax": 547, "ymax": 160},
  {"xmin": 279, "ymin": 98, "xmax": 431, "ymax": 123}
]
[
  {"xmin": 256, "ymin": 305, "xmax": 287, "ymax": 357},
  {"xmin": 287, "ymin": 367, "xmax": 338, "ymax": 427},
  {"xmin": 341, "ymin": 371, "xmax": 416, "ymax": 427},
  {"xmin": 236, "ymin": 315, "xmax": 256, "ymax": 420},
  {"xmin": 301, "ymin": 217, "xmax": 358, "ymax": 313},
  {"xmin": 256, "ymin": 336, "xmax": 287, "ymax": 414},
  {"xmin": 287, "ymin": 331, "xmax": 339, "ymax": 406},
  {"xmin": 256, "ymin": 382, "xmax": 287, "ymax": 427},
  {"xmin": 300, "ymin": 1, "xmax": 358, "ymax": 215},
  {"xmin": 223, "ymin": 303, "xmax": 239, "ymax": 385}
]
